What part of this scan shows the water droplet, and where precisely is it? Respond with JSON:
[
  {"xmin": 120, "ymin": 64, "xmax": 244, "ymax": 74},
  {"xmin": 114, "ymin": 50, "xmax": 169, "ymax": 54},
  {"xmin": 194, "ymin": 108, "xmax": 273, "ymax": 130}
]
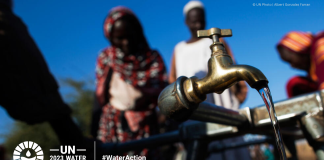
[{"xmin": 26, "ymin": 150, "xmax": 31, "ymax": 157}]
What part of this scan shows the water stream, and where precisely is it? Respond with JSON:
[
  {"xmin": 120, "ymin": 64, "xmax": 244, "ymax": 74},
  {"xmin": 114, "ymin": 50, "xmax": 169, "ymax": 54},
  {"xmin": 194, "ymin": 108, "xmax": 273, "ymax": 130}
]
[{"xmin": 258, "ymin": 87, "xmax": 287, "ymax": 160}]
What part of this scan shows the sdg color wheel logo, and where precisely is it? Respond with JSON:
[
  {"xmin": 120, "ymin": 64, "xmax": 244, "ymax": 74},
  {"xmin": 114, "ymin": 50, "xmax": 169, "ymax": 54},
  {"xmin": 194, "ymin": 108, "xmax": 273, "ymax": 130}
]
[{"xmin": 13, "ymin": 141, "xmax": 44, "ymax": 160}]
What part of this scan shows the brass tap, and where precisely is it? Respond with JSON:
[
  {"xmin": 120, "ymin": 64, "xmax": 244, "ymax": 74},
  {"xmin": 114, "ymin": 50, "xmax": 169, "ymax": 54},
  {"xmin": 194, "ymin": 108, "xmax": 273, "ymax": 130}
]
[
  {"xmin": 158, "ymin": 28, "xmax": 269, "ymax": 122},
  {"xmin": 183, "ymin": 28, "xmax": 269, "ymax": 104}
]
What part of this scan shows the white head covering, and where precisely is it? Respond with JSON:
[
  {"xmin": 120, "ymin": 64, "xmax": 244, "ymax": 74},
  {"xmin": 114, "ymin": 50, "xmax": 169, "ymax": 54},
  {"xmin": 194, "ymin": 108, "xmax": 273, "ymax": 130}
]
[{"xmin": 183, "ymin": 1, "xmax": 204, "ymax": 16}]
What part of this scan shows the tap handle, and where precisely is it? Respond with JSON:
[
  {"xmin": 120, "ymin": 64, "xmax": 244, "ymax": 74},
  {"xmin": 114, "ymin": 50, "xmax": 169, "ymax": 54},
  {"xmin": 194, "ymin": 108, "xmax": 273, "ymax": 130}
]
[{"xmin": 197, "ymin": 28, "xmax": 232, "ymax": 43}]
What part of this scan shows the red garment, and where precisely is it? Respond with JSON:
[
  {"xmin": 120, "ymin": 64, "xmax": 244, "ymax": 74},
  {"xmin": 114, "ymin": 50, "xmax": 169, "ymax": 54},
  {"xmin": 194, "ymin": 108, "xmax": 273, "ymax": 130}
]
[
  {"xmin": 286, "ymin": 76, "xmax": 317, "ymax": 98},
  {"xmin": 311, "ymin": 31, "xmax": 324, "ymax": 90},
  {"xmin": 96, "ymin": 47, "xmax": 167, "ymax": 145}
]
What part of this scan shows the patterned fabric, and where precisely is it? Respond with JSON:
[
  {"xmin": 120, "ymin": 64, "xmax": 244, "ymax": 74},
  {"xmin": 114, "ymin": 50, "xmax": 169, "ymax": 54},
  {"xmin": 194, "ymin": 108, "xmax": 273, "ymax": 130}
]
[
  {"xmin": 96, "ymin": 47, "xmax": 167, "ymax": 143},
  {"xmin": 95, "ymin": 7, "xmax": 168, "ymax": 157},
  {"xmin": 311, "ymin": 31, "xmax": 324, "ymax": 90},
  {"xmin": 277, "ymin": 31, "xmax": 313, "ymax": 54}
]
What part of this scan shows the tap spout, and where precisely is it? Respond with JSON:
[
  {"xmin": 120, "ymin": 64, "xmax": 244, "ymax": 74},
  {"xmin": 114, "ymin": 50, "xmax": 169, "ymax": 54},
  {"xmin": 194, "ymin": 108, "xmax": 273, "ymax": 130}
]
[
  {"xmin": 229, "ymin": 65, "xmax": 269, "ymax": 90},
  {"xmin": 187, "ymin": 54, "xmax": 268, "ymax": 102}
]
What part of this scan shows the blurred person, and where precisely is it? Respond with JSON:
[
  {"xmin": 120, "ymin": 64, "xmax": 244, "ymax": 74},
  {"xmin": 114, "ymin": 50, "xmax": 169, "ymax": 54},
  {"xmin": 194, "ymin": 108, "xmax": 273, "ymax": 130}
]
[
  {"xmin": 0, "ymin": 0, "xmax": 84, "ymax": 145},
  {"xmin": 169, "ymin": 1, "xmax": 248, "ymax": 106},
  {"xmin": 263, "ymin": 144, "xmax": 274, "ymax": 160},
  {"xmin": 0, "ymin": 1, "xmax": 102, "ymax": 160},
  {"xmin": 168, "ymin": 1, "xmax": 250, "ymax": 160},
  {"xmin": 91, "ymin": 6, "xmax": 168, "ymax": 157},
  {"xmin": 252, "ymin": 145, "xmax": 266, "ymax": 160},
  {"xmin": 277, "ymin": 31, "xmax": 318, "ymax": 98},
  {"xmin": 277, "ymin": 31, "xmax": 324, "ymax": 97}
]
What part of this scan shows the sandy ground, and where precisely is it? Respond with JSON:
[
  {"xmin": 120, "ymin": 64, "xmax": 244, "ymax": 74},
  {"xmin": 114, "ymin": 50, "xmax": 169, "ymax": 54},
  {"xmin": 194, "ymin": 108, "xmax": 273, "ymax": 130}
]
[{"xmin": 295, "ymin": 140, "xmax": 317, "ymax": 160}]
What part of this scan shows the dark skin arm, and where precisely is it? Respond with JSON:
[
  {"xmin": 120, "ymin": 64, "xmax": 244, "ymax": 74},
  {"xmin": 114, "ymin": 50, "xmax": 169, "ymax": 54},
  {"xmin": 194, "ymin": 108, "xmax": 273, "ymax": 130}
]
[
  {"xmin": 0, "ymin": 4, "xmax": 92, "ymax": 148},
  {"xmin": 168, "ymin": 52, "xmax": 177, "ymax": 83}
]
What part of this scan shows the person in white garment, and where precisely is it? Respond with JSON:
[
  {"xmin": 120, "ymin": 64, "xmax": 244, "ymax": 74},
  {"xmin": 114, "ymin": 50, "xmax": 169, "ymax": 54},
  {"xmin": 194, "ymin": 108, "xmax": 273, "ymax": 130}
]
[
  {"xmin": 168, "ymin": 1, "xmax": 251, "ymax": 160},
  {"xmin": 169, "ymin": 1, "xmax": 248, "ymax": 109}
]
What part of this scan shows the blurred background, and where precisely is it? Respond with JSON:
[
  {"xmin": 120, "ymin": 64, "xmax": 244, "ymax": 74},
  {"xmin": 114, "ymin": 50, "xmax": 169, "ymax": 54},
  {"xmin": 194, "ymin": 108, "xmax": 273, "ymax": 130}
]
[{"xmin": 0, "ymin": 0, "xmax": 323, "ymax": 159}]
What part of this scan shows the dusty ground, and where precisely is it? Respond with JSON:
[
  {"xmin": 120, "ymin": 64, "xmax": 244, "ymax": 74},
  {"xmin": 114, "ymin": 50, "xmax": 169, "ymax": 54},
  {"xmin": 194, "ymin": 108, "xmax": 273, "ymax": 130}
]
[{"xmin": 295, "ymin": 140, "xmax": 317, "ymax": 160}]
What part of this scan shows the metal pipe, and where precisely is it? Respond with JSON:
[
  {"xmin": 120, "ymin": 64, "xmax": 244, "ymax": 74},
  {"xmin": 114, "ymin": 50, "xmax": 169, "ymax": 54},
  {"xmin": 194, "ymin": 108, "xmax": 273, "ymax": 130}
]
[
  {"xmin": 252, "ymin": 91, "xmax": 324, "ymax": 127},
  {"xmin": 190, "ymin": 101, "xmax": 248, "ymax": 126},
  {"xmin": 209, "ymin": 137, "xmax": 274, "ymax": 153},
  {"xmin": 115, "ymin": 130, "xmax": 180, "ymax": 152}
]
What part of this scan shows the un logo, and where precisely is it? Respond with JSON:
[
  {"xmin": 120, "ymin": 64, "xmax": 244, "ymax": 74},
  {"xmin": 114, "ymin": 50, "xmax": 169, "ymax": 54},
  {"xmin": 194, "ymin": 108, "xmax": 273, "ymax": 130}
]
[{"xmin": 13, "ymin": 141, "xmax": 44, "ymax": 160}]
